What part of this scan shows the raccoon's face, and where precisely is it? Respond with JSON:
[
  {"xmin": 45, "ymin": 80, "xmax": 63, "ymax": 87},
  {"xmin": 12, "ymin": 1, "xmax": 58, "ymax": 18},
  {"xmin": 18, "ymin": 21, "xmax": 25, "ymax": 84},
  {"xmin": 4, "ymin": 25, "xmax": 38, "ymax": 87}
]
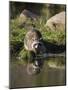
[
  {"xmin": 24, "ymin": 29, "xmax": 43, "ymax": 52},
  {"xmin": 28, "ymin": 30, "xmax": 42, "ymax": 50},
  {"xmin": 31, "ymin": 40, "xmax": 43, "ymax": 53}
]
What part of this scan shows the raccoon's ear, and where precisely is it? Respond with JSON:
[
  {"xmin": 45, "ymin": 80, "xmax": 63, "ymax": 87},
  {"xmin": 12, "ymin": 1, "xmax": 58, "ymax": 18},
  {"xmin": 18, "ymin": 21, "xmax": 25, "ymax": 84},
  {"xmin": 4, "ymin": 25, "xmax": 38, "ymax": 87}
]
[{"xmin": 36, "ymin": 30, "xmax": 42, "ymax": 38}]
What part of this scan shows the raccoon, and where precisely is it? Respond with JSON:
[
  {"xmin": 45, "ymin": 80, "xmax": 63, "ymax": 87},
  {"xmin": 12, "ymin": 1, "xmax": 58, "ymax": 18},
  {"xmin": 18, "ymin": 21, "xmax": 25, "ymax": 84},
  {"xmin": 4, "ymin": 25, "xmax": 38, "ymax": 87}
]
[
  {"xmin": 24, "ymin": 29, "xmax": 45, "ymax": 75},
  {"xmin": 24, "ymin": 29, "xmax": 45, "ymax": 54}
]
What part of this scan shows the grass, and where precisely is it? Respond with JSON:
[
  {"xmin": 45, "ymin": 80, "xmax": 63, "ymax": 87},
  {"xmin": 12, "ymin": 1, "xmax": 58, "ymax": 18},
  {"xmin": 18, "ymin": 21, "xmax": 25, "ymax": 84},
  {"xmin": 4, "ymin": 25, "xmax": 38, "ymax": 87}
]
[{"xmin": 10, "ymin": 15, "xmax": 65, "ymax": 60}]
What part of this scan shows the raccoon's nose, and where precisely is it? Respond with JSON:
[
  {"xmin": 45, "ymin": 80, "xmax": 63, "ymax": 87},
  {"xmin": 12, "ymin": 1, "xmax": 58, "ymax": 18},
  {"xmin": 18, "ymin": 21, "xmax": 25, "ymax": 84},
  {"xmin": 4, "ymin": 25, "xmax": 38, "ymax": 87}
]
[
  {"xmin": 35, "ymin": 44, "xmax": 38, "ymax": 49},
  {"xmin": 35, "ymin": 43, "xmax": 42, "ymax": 49}
]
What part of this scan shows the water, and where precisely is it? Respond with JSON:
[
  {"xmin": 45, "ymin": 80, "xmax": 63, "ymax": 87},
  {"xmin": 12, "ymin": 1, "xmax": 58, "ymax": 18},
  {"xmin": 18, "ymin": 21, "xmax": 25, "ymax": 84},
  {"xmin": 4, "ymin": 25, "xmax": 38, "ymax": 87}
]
[{"xmin": 9, "ymin": 56, "xmax": 66, "ymax": 89}]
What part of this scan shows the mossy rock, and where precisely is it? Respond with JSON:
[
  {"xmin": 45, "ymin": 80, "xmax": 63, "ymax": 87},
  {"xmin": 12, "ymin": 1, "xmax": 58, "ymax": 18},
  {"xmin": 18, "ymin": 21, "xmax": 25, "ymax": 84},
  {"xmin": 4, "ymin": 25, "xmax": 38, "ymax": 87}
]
[{"xmin": 44, "ymin": 12, "xmax": 65, "ymax": 45}]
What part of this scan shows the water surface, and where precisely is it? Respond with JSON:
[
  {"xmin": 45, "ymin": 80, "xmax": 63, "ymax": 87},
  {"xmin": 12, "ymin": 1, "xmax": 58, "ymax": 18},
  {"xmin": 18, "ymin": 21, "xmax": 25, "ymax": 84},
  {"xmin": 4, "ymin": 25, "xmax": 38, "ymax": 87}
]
[{"xmin": 9, "ymin": 56, "xmax": 66, "ymax": 89}]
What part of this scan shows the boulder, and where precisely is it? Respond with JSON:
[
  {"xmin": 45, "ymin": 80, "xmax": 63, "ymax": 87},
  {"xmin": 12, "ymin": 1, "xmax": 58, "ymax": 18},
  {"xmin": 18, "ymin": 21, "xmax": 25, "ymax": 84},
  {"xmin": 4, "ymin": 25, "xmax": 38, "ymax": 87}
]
[
  {"xmin": 20, "ymin": 9, "xmax": 38, "ymax": 21},
  {"xmin": 46, "ymin": 11, "xmax": 65, "ymax": 31},
  {"xmin": 18, "ymin": 9, "xmax": 38, "ymax": 28}
]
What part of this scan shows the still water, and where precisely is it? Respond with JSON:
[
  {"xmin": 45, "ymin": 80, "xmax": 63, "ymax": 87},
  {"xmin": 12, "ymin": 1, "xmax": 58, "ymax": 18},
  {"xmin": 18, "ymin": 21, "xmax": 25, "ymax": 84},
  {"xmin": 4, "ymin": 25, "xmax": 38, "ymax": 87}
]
[{"xmin": 9, "ymin": 56, "xmax": 66, "ymax": 89}]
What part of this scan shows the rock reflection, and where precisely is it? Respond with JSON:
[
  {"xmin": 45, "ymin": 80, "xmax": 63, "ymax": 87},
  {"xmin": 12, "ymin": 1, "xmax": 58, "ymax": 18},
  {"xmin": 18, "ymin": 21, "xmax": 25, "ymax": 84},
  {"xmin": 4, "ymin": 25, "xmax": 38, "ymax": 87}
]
[{"xmin": 47, "ymin": 56, "xmax": 65, "ymax": 69}]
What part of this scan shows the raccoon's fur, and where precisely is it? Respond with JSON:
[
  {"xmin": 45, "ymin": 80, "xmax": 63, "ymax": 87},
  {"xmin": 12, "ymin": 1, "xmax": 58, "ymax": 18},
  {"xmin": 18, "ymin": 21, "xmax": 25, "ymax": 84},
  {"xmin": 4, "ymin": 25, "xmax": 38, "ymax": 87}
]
[{"xmin": 24, "ymin": 29, "xmax": 45, "ymax": 54}]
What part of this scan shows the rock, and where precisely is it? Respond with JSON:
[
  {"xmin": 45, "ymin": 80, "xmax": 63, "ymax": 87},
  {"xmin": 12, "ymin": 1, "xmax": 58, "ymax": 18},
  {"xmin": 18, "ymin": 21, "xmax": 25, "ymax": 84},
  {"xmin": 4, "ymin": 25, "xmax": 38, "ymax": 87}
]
[
  {"xmin": 18, "ymin": 11, "xmax": 27, "ymax": 25},
  {"xmin": 20, "ymin": 9, "xmax": 38, "ymax": 21},
  {"xmin": 18, "ymin": 9, "xmax": 38, "ymax": 28},
  {"xmin": 46, "ymin": 11, "xmax": 65, "ymax": 31}
]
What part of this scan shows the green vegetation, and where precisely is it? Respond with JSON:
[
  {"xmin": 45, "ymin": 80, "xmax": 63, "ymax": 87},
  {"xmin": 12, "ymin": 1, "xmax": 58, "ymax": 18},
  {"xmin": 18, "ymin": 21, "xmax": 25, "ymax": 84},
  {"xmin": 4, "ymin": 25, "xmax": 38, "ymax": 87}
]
[
  {"xmin": 10, "ymin": 2, "xmax": 65, "ymax": 61},
  {"xmin": 10, "ymin": 15, "xmax": 65, "ymax": 59}
]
